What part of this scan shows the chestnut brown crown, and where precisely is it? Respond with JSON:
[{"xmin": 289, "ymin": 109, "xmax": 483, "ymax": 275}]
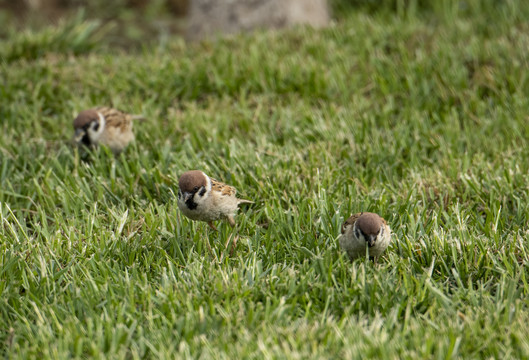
[
  {"xmin": 355, "ymin": 212, "xmax": 384, "ymax": 235},
  {"xmin": 178, "ymin": 170, "xmax": 208, "ymax": 193},
  {"xmin": 73, "ymin": 109, "xmax": 99, "ymax": 129}
]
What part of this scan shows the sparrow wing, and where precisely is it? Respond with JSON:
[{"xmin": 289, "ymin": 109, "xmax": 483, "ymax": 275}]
[
  {"xmin": 341, "ymin": 212, "xmax": 363, "ymax": 234},
  {"xmin": 211, "ymin": 177, "xmax": 253, "ymax": 204},
  {"xmin": 210, "ymin": 177, "xmax": 237, "ymax": 197},
  {"xmin": 96, "ymin": 107, "xmax": 132, "ymax": 130}
]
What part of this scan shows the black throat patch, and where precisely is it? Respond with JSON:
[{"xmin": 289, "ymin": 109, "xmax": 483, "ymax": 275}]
[
  {"xmin": 81, "ymin": 134, "xmax": 91, "ymax": 146},
  {"xmin": 185, "ymin": 194, "xmax": 198, "ymax": 210}
]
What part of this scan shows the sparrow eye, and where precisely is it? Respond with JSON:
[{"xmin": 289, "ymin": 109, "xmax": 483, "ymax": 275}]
[{"xmin": 193, "ymin": 186, "xmax": 199, "ymax": 192}]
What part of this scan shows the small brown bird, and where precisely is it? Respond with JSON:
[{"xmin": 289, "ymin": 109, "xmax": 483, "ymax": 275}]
[
  {"xmin": 177, "ymin": 170, "xmax": 253, "ymax": 230},
  {"xmin": 339, "ymin": 212, "xmax": 391, "ymax": 261},
  {"xmin": 73, "ymin": 107, "xmax": 142, "ymax": 153}
]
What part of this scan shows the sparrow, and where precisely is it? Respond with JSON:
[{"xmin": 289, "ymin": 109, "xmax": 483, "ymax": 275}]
[
  {"xmin": 177, "ymin": 170, "xmax": 253, "ymax": 230},
  {"xmin": 73, "ymin": 107, "xmax": 142, "ymax": 153},
  {"xmin": 339, "ymin": 212, "xmax": 391, "ymax": 261}
]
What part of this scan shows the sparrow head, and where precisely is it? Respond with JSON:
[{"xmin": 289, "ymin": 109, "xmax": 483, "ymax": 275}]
[
  {"xmin": 73, "ymin": 109, "xmax": 105, "ymax": 146},
  {"xmin": 178, "ymin": 170, "xmax": 211, "ymax": 208},
  {"xmin": 354, "ymin": 212, "xmax": 385, "ymax": 247}
]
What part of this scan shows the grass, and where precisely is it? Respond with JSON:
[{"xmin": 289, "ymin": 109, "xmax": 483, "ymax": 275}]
[{"xmin": 1, "ymin": 0, "xmax": 529, "ymax": 358}]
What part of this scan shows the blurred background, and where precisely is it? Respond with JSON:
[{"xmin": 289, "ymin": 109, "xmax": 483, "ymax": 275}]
[
  {"xmin": 0, "ymin": 0, "xmax": 189, "ymax": 47},
  {"xmin": 0, "ymin": 0, "xmax": 438, "ymax": 48}
]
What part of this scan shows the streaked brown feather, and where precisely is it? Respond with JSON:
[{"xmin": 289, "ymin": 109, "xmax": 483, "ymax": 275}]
[
  {"xmin": 95, "ymin": 107, "xmax": 132, "ymax": 131},
  {"xmin": 342, "ymin": 212, "xmax": 362, "ymax": 234},
  {"xmin": 210, "ymin": 178, "xmax": 237, "ymax": 197}
]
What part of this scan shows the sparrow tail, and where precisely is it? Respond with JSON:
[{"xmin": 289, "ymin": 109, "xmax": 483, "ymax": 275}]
[{"xmin": 237, "ymin": 199, "xmax": 254, "ymax": 205}]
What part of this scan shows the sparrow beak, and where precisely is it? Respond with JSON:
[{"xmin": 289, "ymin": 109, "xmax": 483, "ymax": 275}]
[
  {"xmin": 184, "ymin": 192, "xmax": 193, "ymax": 202},
  {"xmin": 367, "ymin": 235, "xmax": 377, "ymax": 247},
  {"xmin": 74, "ymin": 128, "xmax": 86, "ymax": 143}
]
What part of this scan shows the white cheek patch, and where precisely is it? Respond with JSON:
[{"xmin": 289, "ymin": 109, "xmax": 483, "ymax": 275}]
[
  {"xmin": 354, "ymin": 225, "xmax": 362, "ymax": 240},
  {"xmin": 193, "ymin": 191, "xmax": 208, "ymax": 207},
  {"xmin": 203, "ymin": 172, "xmax": 212, "ymax": 192},
  {"xmin": 190, "ymin": 174, "xmax": 211, "ymax": 207},
  {"xmin": 87, "ymin": 111, "xmax": 106, "ymax": 141}
]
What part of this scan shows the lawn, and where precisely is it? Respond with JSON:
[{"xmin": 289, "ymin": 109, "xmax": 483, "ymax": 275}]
[{"xmin": 1, "ymin": 0, "xmax": 529, "ymax": 358}]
